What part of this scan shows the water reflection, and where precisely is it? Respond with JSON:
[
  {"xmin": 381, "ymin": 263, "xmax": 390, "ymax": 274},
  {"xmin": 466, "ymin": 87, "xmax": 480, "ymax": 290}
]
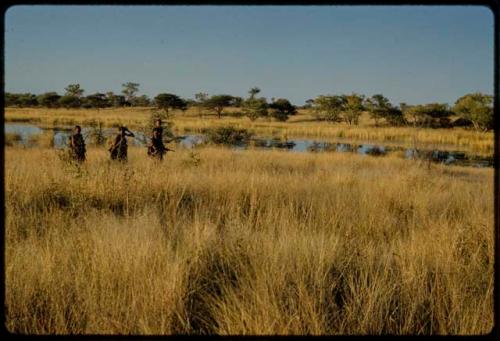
[
  {"xmin": 4, "ymin": 123, "xmax": 493, "ymax": 168},
  {"xmin": 5, "ymin": 123, "xmax": 42, "ymax": 139}
]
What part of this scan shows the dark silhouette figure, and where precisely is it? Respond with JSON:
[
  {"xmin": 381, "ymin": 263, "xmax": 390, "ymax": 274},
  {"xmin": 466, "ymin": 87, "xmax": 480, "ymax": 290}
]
[
  {"xmin": 109, "ymin": 126, "xmax": 134, "ymax": 161},
  {"xmin": 69, "ymin": 125, "xmax": 86, "ymax": 162},
  {"xmin": 148, "ymin": 119, "xmax": 173, "ymax": 160}
]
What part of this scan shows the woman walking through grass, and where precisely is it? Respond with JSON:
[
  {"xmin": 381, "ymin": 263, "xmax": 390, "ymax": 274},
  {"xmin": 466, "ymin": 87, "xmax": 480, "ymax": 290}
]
[
  {"xmin": 69, "ymin": 125, "xmax": 86, "ymax": 162},
  {"xmin": 109, "ymin": 126, "xmax": 134, "ymax": 162},
  {"xmin": 147, "ymin": 119, "xmax": 166, "ymax": 161}
]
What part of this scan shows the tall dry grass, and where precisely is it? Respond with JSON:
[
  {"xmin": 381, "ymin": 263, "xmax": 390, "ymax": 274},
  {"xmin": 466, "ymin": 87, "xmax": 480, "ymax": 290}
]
[
  {"xmin": 5, "ymin": 132, "xmax": 23, "ymax": 146},
  {"xmin": 5, "ymin": 145, "xmax": 494, "ymax": 335},
  {"xmin": 5, "ymin": 107, "xmax": 494, "ymax": 155}
]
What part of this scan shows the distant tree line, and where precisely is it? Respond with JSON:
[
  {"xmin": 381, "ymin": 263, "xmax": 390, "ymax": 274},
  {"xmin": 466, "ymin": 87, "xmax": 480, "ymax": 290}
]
[
  {"xmin": 6, "ymin": 83, "xmax": 152, "ymax": 110},
  {"xmin": 4, "ymin": 82, "xmax": 493, "ymax": 131},
  {"xmin": 308, "ymin": 92, "xmax": 493, "ymax": 131}
]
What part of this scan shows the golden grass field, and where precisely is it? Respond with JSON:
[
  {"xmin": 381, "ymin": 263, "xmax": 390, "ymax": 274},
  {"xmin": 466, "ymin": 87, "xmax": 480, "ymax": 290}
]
[
  {"xmin": 4, "ymin": 142, "xmax": 494, "ymax": 335},
  {"xmin": 4, "ymin": 107, "xmax": 494, "ymax": 155}
]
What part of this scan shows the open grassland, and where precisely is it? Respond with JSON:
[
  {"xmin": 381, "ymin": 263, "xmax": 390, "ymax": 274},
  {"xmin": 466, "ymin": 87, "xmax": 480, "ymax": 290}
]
[
  {"xmin": 5, "ymin": 145, "xmax": 494, "ymax": 335},
  {"xmin": 5, "ymin": 107, "xmax": 494, "ymax": 155}
]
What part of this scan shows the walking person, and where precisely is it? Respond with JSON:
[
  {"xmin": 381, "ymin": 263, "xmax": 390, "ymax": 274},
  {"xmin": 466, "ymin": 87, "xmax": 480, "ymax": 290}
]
[
  {"xmin": 109, "ymin": 126, "xmax": 134, "ymax": 162},
  {"xmin": 69, "ymin": 125, "xmax": 86, "ymax": 162},
  {"xmin": 147, "ymin": 119, "xmax": 167, "ymax": 160}
]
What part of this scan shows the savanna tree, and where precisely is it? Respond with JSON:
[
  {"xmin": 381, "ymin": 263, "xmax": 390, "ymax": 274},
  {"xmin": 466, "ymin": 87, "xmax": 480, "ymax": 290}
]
[
  {"xmin": 85, "ymin": 93, "xmax": 109, "ymax": 110},
  {"xmin": 230, "ymin": 96, "xmax": 243, "ymax": 107},
  {"xmin": 7, "ymin": 93, "xmax": 37, "ymax": 107},
  {"xmin": 113, "ymin": 95, "xmax": 127, "ymax": 107},
  {"xmin": 17, "ymin": 93, "xmax": 38, "ymax": 107},
  {"xmin": 365, "ymin": 94, "xmax": 391, "ymax": 126},
  {"xmin": 205, "ymin": 95, "xmax": 234, "ymax": 119},
  {"xmin": 133, "ymin": 94, "xmax": 152, "ymax": 107},
  {"xmin": 59, "ymin": 95, "xmax": 81, "ymax": 109},
  {"xmin": 154, "ymin": 93, "xmax": 187, "ymax": 116},
  {"xmin": 364, "ymin": 94, "xmax": 407, "ymax": 126},
  {"xmin": 269, "ymin": 98, "xmax": 296, "ymax": 121},
  {"xmin": 37, "ymin": 92, "xmax": 61, "ymax": 108},
  {"xmin": 194, "ymin": 92, "xmax": 209, "ymax": 117},
  {"xmin": 453, "ymin": 93, "xmax": 493, "ymax": 131},
  {"xmin": 248, "ymin": 87, "xmax": 261, "ymax": 99},
  {"xmin": 304, "ymin": 98, "xmax": 314, "ymax": 108},
  {"xmin": 384, "ymin": 107, "xmax": 406, "ymax": 126},
  {"xmin": 405, "ymin": 103, "xmax": 451, "ymax": 128},
  {"xmin": 5, "ymin": 93, "xmax": 21, "ymax": 107},
  {"xmin": 105, "ymin": 92, "xmax": 126, "ymax": 107},
  {"xmin": 64, "ymin": 84, "xmax": 84, "ymax": 98},
  {"xmin": 242, "ymin": 97, "xmax": 268, "ymax": 121},
  {"xmin": 312, "ymin": 95, "xmax": 345, "ymax": 122},
  {"xmin": 342, "ymin": 93, "xmax": 365, "ymax": 125},
  {"xmin": 122, "ymin": 82, "xmax": 140, "ymax": 103}
]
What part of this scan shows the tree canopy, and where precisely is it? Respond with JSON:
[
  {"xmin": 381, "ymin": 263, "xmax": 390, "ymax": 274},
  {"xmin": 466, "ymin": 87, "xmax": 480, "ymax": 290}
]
[
  {"xmin": 453, "ymin": 93, "xmax": 493, "ymax": 131},
  {"xmin": 312, "ymin": 95, "xmax": 345, "ymax": 122},
  {"xmin": 122, "ymin": 82, "xmax": 140, "ymax": 103},
  {"xmin": 64, "ymin": 84, "xmax": 84, "ymax": 98},
  {"xmin": 59, "ymin": 95, "xmax": 81, "ymax": 109},
  {"xmin": 37, "ymin": 92, "xmax": 61, "ymax": 108},
  {"xmin": 365, "ymin": 94, "xmax": 406, "ymax": 126},
  {"xmin": 269, "ymin": 98, "xmax": 296, "ymax": 121},
  {"xmin": 85, "ymin": 93, "xmax": 108, "ymax": 109},
  {"xmin": 154, "ymin": 93, "xmax": 187, "ymax": 115},
  {"xmin": 205, "ymin": 95, "xmax": 234, "ymax": 119},
  {"xmin": 405, "ymin": 103, "xmax": 452, "ymax": 127},
  {"xmin": 342, "ymin": 93, "xmax": 365, "ymax": 125},
  {"xmin": 242, "ymin": 97, "xmax": 268, "ymax": 121}
]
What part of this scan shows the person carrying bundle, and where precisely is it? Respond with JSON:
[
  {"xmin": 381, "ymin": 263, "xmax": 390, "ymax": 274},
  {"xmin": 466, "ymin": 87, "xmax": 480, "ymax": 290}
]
[
  {"xmin": 147, "ymin": 119, "xmax": 173, "ymax": 160},
  {"xmin": 109, "ymin": 126, "xmax": 134, "ymax": 162}
]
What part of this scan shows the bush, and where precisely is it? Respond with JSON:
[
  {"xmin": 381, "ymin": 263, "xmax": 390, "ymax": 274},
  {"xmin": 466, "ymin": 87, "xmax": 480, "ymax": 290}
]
[
  {"xmin": 204, "ymin": 126, "xmax": 253, "ymax": 146},
  {"xmin": 225, "ymin": 111, "xmax": 245, "ymax": 118},
  {"xmin": 452, "ymin": 117, "xmax": 474, "ymax": 128}
]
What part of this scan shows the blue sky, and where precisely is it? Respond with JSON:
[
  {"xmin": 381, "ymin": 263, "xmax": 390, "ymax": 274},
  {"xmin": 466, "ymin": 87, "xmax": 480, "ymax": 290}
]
[{"xmin": 5, "ymin": 5, "xmax": 494, "ymax": 106}]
